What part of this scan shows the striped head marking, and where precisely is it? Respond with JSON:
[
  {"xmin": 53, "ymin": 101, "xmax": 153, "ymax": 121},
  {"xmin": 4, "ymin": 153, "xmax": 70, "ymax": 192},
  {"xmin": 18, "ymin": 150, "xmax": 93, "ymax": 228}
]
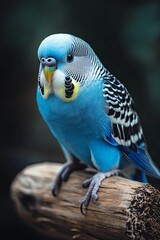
[{"xmin": 37, "ymin": 33, "xmax": 105, "ymax": 100}]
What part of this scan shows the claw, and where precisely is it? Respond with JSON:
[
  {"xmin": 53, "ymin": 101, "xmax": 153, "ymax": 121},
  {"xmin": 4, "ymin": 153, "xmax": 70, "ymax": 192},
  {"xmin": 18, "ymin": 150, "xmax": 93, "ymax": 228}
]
[
  {"xmin": 52, "ymin": 185, "xmax": 59, "ymax": 197},
  {"xmin": 51, "ymin": 180, "xmax": 61, "ymax": 196},
  {"xmin": 82, "ymin": 178, "xmax": 92, "ymax": 188},
  {"xmin": 80, "ymin": 169, "xmax": 121, "ymax": 214},
  {"xmin": 80, "ymin": 199, "xmax": 88, "ymax": 215},
  {"xmin": 61, "ymin": 163, "xmax": 73, "ymax": 181},
  {"xmin": 80, "ymin": 173, "xmax": 104, "ymax": 214}
]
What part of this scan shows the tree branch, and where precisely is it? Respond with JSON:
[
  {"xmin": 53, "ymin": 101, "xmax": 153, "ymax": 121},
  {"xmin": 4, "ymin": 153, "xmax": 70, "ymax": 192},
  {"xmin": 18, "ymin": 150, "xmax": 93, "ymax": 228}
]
[{"xmin": 10, "ymin": 163, "xmax": 160, "ymax": 240}]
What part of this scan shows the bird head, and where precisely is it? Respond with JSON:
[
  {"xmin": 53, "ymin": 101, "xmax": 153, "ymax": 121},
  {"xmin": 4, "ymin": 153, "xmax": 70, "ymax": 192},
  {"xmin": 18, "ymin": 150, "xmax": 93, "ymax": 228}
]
[{"xmin": 37, "ymin": 33, "xmax": 104, "ymax": 101}]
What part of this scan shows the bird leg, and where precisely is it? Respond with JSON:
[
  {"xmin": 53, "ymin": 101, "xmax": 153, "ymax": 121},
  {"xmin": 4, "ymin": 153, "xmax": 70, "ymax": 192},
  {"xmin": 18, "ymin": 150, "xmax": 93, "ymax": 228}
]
[
  {"xmin": 80, "ymin": 169, "xmax": 122, "ymax": 214},
  {"xmin": 52, "ymin": 159, "xmax": 87, "ymax": 197}
]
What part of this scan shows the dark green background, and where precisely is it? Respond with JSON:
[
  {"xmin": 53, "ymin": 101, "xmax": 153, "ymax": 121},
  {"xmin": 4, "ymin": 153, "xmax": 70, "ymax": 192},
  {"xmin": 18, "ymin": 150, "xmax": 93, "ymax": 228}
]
[{"xmin": 1, "ymin": 0, "xmax": 160, "ymax": 239}]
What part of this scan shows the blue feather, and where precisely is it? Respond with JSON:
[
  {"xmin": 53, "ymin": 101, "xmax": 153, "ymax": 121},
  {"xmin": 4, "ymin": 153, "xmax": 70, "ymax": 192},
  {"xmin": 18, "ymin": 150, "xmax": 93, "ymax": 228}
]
[
  {"xmin": 106, "ymin": 134, "xmax": 160, "ymax": 179},
  {"xmin": 119, "ymin": 145, "xmax": 160, "ymax": 179},
  {"xmin": 37, "ymin": 33, "xmax": 160, "ymax": 186},
  {"xmin": 132, "ymin": 169, "xmax": 148, "ymax": 183}
]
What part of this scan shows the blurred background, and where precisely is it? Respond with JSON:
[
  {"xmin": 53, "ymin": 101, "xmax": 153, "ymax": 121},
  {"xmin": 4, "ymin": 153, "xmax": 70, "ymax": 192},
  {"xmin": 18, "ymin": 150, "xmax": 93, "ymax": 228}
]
[{"xmin": 1, "ymin": 0, "xmax": 160, "ymax": 239}]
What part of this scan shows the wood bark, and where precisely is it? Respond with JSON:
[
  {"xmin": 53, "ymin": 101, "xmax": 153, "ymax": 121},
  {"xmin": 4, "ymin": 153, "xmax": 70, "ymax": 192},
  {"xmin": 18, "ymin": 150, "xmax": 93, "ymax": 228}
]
[{"xmin": 10, "ymin": 162, "xmax": 160, "ymax": 240}]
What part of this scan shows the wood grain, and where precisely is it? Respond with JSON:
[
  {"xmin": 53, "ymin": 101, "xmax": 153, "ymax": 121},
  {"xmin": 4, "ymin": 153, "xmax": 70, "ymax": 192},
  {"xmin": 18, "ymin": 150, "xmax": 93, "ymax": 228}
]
[{"xmin": 10, "ymin": 162, "xmax": 160, "ymax": 240}]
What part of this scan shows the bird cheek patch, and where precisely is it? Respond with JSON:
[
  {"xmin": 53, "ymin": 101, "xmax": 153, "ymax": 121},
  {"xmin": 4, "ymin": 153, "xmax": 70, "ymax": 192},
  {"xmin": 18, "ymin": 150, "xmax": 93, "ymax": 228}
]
[
  {"xmin": 59, "ymin": 77, "xmax": 80, "ymax": 102},
  {"xmin": 65, "ymin": 77, "xmax": 80, "ymax": 102}
]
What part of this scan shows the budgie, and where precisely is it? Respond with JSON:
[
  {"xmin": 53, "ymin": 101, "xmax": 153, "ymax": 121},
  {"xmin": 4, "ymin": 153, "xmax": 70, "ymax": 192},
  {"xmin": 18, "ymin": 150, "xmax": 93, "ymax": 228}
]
[{"xmin": 36, "ymin": 33, "xmax": 160, "ymax": 214}]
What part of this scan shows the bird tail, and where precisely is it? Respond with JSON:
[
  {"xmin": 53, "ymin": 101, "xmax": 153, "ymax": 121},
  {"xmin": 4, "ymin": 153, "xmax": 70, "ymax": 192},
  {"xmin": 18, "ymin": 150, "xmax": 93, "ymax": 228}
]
[
  {"xmin": 120, "ymin": 146, "xmax": 160, "ymax": 179},
  {"xmin": 132, "ymin": 169, "xmax": 148, "ymax": 183}
]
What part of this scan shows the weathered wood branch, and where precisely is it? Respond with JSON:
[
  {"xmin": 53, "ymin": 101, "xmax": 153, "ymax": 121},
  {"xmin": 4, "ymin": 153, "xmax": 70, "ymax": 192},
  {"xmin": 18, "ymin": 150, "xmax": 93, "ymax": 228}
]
[{"xmin": 11, "ymin": 162, "xmax": 160, "ymax": 240}]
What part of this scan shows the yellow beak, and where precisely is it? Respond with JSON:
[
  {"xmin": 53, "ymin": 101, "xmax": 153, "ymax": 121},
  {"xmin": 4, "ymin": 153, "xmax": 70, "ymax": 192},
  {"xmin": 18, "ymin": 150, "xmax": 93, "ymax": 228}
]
[{"xmin": 44, "ymin": 66, "xmax": 56, "ymax": 85}]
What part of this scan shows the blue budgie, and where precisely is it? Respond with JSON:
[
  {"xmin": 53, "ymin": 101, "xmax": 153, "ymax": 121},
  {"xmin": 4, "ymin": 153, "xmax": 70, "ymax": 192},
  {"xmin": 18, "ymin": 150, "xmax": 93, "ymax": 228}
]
[{"xmin": 37, "ymin": 33, "xmax": 160, "ymax": 214}]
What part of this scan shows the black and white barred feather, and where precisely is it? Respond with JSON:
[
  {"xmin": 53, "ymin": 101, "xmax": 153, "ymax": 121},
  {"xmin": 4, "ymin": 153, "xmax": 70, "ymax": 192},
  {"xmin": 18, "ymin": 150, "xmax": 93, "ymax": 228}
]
[
  {"xmin": 103, "ymin": 72, "xmax": 146, "ymax": 152},
  {"xmin": 65, "ymin": 35, "xmax": 146, "ymax": 152},
  {"xmin": 64, "ymin": 36, "xmax": 106, "ymax": 83}
]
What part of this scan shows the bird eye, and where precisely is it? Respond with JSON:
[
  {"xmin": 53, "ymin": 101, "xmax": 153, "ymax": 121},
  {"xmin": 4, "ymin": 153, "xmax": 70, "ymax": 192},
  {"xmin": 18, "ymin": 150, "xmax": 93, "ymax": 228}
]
[{"xmin": 67, "ymin": 54, "xmax": 74, "ymax": 63}]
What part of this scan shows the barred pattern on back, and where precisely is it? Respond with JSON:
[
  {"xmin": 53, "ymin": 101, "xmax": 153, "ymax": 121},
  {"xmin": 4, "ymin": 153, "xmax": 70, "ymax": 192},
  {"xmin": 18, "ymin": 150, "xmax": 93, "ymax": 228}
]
[
  {"xmin": 68, "ymin": 35, "xmax": 146, "ymax": 152},
  {"xmin": 103, "ymin": 72, "xmax": 145, "ymax": 152}
]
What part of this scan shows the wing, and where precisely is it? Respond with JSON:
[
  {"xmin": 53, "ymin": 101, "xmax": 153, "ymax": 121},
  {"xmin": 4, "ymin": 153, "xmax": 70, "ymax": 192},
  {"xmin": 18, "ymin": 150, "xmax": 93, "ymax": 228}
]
[
  {"xmin": 103, "ymin": 73, "xmax": 145, "ymax": 152},
  {"xmin": 102, "ymin": 72, "xmax": 160, "ymax": 179}
]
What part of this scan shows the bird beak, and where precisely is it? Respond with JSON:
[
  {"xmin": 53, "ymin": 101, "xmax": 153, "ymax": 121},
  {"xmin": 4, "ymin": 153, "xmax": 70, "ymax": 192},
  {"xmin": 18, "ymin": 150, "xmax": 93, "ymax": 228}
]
[{"xmin": 43, "ymin": 66, "xmax": 56, "ymax": 85}]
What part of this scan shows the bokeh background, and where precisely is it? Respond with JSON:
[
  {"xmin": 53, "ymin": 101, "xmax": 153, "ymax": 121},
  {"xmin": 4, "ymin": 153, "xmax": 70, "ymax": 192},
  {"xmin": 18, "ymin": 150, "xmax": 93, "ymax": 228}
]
[{"xmin": 1, "ymin": 0, "xmax": 160, "ymax": 239}]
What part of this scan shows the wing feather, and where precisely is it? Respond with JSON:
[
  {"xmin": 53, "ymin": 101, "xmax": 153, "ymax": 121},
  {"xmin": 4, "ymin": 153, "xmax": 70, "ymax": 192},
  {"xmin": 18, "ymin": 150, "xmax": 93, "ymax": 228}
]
[{"xmin": 103, "ymin": 73, "xmax": 145, "ymax": 152}]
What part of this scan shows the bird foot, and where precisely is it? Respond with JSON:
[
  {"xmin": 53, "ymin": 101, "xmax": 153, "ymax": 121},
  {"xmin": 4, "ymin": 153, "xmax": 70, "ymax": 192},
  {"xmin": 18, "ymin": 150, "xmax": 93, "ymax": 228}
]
[
  {"xmin": 51, "ymin": 161, "xmax": 86, "ymax": 197},
  {"xmin": 80, "ymin": 169, "xmax": 122, "ymax": 214}
]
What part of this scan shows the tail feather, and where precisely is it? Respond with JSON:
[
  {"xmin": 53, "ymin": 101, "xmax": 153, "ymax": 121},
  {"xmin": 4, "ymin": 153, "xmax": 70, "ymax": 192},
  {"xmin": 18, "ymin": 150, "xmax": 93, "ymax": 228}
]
[
  {"xmin": 132, "ymin": 169, "xmax": 148, "ymax": 183},
  {"xmin": 121, "ymin": 147, "xmax": 160, "ymax": 179}
]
